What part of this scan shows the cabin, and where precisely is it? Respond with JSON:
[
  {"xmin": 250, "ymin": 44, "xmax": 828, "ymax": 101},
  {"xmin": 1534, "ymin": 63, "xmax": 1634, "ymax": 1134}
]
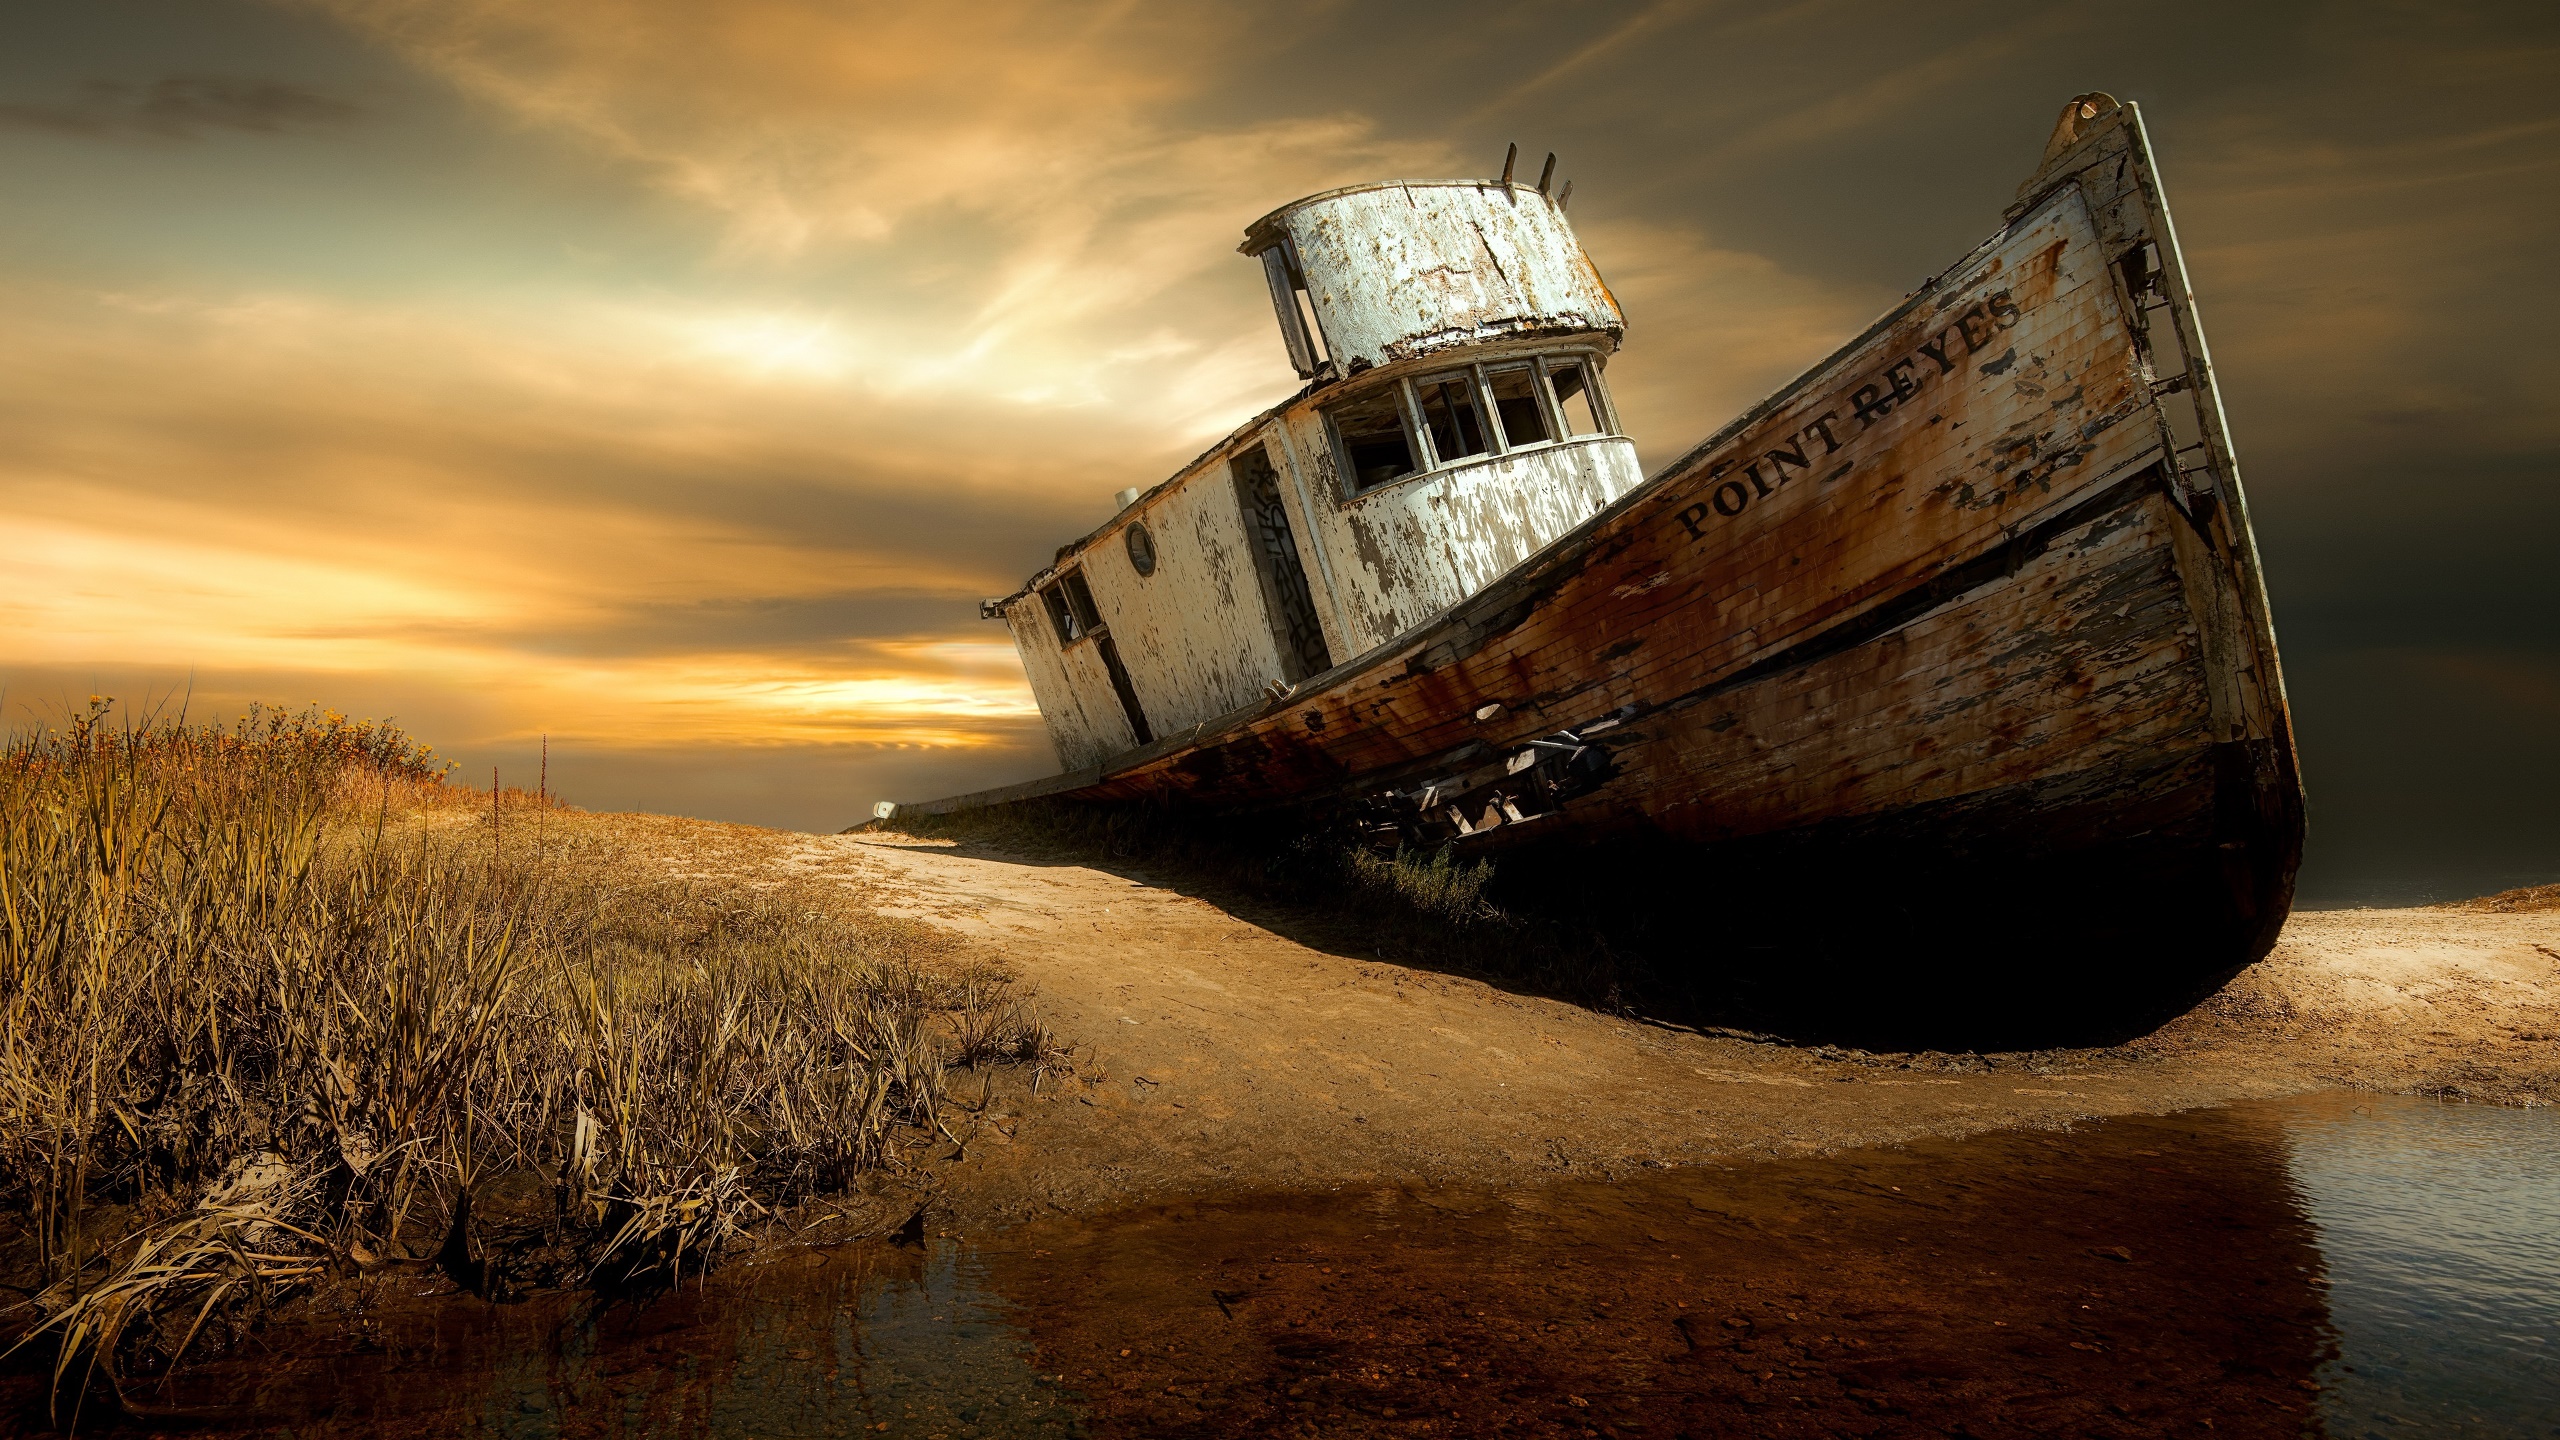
[{"xmin": 985, "ymin": 167, "xmax": 1640, "ymax": 770}]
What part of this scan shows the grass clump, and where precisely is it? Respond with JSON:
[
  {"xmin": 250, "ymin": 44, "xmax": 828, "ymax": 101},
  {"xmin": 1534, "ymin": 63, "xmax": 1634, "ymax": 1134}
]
[
  {"xmin": 1342, "ymin": 843, "xmax": 1498, "ymax": 926},
  {"xmin": 0, "ymin": 700, "xmax": 1051, "ymax": 1412}
]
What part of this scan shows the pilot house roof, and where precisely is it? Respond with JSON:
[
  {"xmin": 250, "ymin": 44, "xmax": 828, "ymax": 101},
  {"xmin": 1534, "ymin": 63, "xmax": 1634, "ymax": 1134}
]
[{"xmin": 1239, "ymin": 178, "xmax": 1623, "ymax": 378}]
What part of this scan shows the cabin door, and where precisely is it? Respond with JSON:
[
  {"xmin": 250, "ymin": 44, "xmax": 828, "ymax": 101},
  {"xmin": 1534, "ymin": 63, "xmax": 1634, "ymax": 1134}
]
[
  {"xmin": 1041, "ymin": 567, "xmax": 1153, "ymax": 748},
  {"xmin": 1234, "ymin": 445, "xmax": 1334, "ymax": 680}
]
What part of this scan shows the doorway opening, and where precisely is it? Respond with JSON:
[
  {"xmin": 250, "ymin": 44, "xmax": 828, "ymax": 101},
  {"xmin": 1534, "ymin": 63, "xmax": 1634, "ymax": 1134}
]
[{"xmin": 1232, "ymin": 443, "xmax": 1333, "ymax": 681}]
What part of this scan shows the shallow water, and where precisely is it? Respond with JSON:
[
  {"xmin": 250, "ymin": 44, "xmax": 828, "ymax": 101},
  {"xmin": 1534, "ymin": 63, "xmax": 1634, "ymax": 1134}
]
[
  {"xmin": 2295, "ymin": 1097, "xmax": 2560, "ymax": 1438},
  {"xmin": 11, "ymin": 1092, "xmax": 2555, "ymax": 1438}
]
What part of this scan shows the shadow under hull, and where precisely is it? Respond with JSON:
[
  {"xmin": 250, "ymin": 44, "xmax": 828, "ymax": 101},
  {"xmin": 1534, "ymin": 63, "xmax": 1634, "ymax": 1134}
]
[{"xmin": 1480, "ymin": 738, "xmax": 2300, "ymax": 1050}]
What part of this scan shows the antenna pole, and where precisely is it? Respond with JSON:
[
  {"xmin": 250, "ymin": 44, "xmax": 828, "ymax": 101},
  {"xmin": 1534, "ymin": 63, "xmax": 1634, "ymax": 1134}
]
[{"xmin": 1500, "ymin": 143, "xmax": 1517, "ymax": 186}]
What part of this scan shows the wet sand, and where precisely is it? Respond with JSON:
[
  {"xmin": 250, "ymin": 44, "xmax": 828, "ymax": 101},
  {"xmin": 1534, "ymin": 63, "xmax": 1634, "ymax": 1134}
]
[{"xmin": 793, "ymin": 831, "xmax": 2559, "ymax": 1229}]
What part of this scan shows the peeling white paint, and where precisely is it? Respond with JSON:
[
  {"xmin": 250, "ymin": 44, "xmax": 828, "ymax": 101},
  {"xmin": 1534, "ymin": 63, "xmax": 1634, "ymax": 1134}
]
[
  {"xmin": 1077, "ymin": 455, "xmax": 1289, "ymax": 751},
  {"xmin": 998, "ymin": 174, "xmax": 1637, "ymax": 769},
  {"xmin": 1249, "ymin": 181, "xmax": 1623, "ymax": 375},
  {"xmin": 1002, "ymin": 601, "xmax": 1135, "ymax": 768}
]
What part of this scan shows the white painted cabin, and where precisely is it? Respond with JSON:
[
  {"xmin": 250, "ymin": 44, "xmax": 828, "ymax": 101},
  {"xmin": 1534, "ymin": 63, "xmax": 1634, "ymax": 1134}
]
[{"xmin": 987, "ymin": 173, "xmax": 1642, "ymax": 770}]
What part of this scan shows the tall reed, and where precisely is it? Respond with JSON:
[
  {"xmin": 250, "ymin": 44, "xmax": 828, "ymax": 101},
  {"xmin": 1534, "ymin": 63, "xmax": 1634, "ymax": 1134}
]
[{"xmin": 0, "ymin": 701, "xmax": 1048, "ymax": 1406}]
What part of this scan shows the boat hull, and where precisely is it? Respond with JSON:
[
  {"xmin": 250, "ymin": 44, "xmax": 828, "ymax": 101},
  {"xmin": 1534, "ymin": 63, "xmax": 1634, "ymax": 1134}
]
[
  {"xmin": 1433, "ymin": 466, "xmax": 2297, "ymax": 1041},
  {"xmin": 908, "ymin": 99, "xmax": 2303, "ymax": 1041}
]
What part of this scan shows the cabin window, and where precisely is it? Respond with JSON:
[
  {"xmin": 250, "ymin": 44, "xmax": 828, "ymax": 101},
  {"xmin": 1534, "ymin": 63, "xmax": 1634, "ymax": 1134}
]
[
  {"xmin": 1546, "ymin": 358, "xmax": 1612, "ymax": 437},
  {"xmin": 1412, "ymin": 372, "xmax": 1490, "ymax": 466},
  {"xmin": 1259, "ymin": 242, "xmax": 1333, "ymax": 380},
  {"xmin": 1327, "ymin": 349, "xmax": 1613, "ymax": 498},
  {"xmin": 1039, "ymin": 564, "xmax": 1152, "ymax": 744},
  {"xmin": 1040, "ymin": 567, "xmax": 1105, "ymax": 645},
  {"xmin": 1124, "ymin": 521, "xmax": 1158, "ymax": 577},
  {"xmin": 1061, "ymin": 570, "xmax": 1103, "ymax": 633},
  {"xmin": 1486, "ymin": 364, "xmax": 1552, "ymax": 448},
  {"xmin": 1327, "ymin": 387, "xmax": 1418, "ymax": 493},
  {"xmin": 1039, "ymin": 584, "xmax": 1077, "ymax": 644}
]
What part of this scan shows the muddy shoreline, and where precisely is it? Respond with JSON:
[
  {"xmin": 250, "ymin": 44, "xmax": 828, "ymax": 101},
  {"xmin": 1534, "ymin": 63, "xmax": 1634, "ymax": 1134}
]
[
  {"xmin": 10, "ymin": 1102, "xmax": 2354, "ymax": 1439},
  {"xmin": 3, "ymin": 817, "xmax": 2550, "ymax": 1434}
]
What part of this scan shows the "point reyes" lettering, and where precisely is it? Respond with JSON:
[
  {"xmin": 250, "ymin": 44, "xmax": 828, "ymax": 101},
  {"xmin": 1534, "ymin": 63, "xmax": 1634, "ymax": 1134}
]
[{"xmin": 1675, "ymin": 289, "xmax": 2022, "ymax": 542}]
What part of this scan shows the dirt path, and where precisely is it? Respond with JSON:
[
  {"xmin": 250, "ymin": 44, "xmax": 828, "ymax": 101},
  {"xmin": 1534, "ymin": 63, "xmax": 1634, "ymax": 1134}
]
[{"xmin": 755, "ymin": 832, "xmax": 2558, "ymax": 1229}]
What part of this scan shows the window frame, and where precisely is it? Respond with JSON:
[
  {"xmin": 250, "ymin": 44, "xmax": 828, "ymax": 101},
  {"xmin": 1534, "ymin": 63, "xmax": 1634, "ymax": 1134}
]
[
  {"xmin": 1484, "ymin": 358, "xmax": 1560, "ymax": 452},
  {"xmin": 1324, "ymin": 381, "xmax": 1427, "ymax": 497},
  {"xmin": 1258, "ymin": 238, "xmax": 1335, "ymax": 381},
  {"xmin": 1038, "ymin": 582, "xmax": 1078, "ymax": 645},
  {"xmin": 1405, "ymin": 368, "xmax": 1496, "ymax": 469},
  {"xmin": 1325, "ymin": 348, "xmax": 1616, "ymax": 499},
  {"xmin": 1039, "ymin": 565, "xmax": 1108, "ymax": 647},
  {"xmin": 1539, "ymin": 352, "xmax": 1617, "ymax": 440}
]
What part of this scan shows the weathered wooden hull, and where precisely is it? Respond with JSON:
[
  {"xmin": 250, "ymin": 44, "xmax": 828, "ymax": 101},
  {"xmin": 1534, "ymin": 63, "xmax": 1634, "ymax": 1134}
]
[{"xmin": 911, "ymin": 99, "xmax": 2302, "ymax": 1040}]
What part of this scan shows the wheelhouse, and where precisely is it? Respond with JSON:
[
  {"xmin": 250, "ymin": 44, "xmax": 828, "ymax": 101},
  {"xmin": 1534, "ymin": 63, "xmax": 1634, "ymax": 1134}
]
[{"xmin": 985, "ymin": 170, "xmax": 1645, "ymax": 771}]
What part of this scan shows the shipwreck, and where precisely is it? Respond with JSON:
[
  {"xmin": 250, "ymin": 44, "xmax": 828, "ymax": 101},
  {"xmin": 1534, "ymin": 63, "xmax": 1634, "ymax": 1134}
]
[{"xmin": 896, "ymin": 95, "xmax": 2305, "ymax": 1040}]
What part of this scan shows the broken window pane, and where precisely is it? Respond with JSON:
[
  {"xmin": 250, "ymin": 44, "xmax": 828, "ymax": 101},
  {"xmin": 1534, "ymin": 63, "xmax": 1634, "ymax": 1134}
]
[
  {"xmin": 1061, "ymin": 570, "xmax": 1105, "ymax": 635},
  {"xmin": 1548, "ymin": 359, "xmax": 1610, "ymax": 437},
  {"xmin": 1327, "ymin": 387, "xmax": 1417, "ymax": 493},
  {"xmin": 1293, "ymin": 285, "xmax": 1332, "ymax": 368},
  {"xmin": 1041, "ymin": 567, "xmax": 1104, "ymax": 644},
  {"xmin": 1486, "ymin": 364, "xmax": 1551, "ymax": 448},
  {"xmin": 1415, "ymin": 371, "xmax": 1489, "ymax": 465},
  {"xmin": 1039, "ymin": 581, "xmax": 1081, "ymax": 644}
]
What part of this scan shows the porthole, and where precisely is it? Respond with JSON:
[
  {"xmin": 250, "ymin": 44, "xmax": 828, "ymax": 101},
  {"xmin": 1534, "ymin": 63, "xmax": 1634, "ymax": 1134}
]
[{"xmin": 1125, "ymin": 521, "xmax": 1158, "ymax": 577}]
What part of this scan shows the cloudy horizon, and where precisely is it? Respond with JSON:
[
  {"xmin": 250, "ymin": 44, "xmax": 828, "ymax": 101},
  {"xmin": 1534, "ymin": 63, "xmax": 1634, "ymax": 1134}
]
[{"xmin": 5, "ymin": 0, "xmax": 2552, "ymax": 904}]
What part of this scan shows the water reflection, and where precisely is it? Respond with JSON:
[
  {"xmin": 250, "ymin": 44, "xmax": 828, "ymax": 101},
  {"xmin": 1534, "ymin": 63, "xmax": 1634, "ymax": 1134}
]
[
  {"xmin": 34, "ymin": 1245, "xmax": 1081, "ymax": 1438},
  {"xmin": 10, "ymin": 1094, "xmax": 2555, "ymax": 1438},
  {"xmin": 974, "ymin": 1110, "xmax": 2331, "ymax": 1438},
  {"xmin": 2293, "ymin": 1094, "xmax": 2560, "ymax": 1438}
]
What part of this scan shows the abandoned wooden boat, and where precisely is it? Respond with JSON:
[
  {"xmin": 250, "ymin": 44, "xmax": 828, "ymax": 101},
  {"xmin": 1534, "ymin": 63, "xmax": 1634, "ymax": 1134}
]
[{"xmin": 897, "ymin": 96, "xmax": 2304, "ymax": 1040}]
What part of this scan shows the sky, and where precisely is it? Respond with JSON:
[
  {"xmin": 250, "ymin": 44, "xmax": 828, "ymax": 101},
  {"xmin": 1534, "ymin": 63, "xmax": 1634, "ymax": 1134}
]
[{"xmin": 2, "ymin": 0, "xmax": 2552, "ymax": 904}]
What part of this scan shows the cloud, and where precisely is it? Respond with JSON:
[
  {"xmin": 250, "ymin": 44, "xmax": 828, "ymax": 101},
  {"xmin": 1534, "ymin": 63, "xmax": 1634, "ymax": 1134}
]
[
  {"xmin": 1582, "ymin": 218, "xmax": 1884, "ymax": 472},
  {"xmin": 1457, "ymin": 0, "xmax": 1706, "ymax": 125},
  {"xmin": 300, "ymin": 1, "xmax": 1440, "ymax": 253},
  {"xmin": 290, "ymin": 0, "xmax": 1464, "ymax": 440},
  {"xmin": 0, "ymin": 280, "xmax": 1052, "ymax": 759},
  {"xmin": 2, "ymin": 0, "xmax": 2549, "ymax": 880},
  {"xmin": 0, "ymin": 75, "xmax": 359, "ymax": 139}
]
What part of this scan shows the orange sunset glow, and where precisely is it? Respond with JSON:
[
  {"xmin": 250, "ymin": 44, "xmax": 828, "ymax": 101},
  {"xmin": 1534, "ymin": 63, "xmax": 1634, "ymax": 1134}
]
[{"xmin": 5, "ymin": 1, "xmax": 2553, "ymax": 901}]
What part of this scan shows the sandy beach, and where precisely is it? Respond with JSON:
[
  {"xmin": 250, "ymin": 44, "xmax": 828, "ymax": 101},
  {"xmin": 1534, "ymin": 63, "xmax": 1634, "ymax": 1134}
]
[{"xmin": 689, "ymin": 825, "xmax": 2560, "ymax": 1231}]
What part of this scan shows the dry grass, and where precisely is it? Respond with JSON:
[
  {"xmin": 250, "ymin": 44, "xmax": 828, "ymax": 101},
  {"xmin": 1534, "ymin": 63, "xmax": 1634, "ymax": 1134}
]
[
  {"xmin": 0, "ymin": 701, "xmax": 1053, "ymax": 1415},
  {"xmin": 2465, "ymin": 882, "xmax": 2560, "ymax": 913}
]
